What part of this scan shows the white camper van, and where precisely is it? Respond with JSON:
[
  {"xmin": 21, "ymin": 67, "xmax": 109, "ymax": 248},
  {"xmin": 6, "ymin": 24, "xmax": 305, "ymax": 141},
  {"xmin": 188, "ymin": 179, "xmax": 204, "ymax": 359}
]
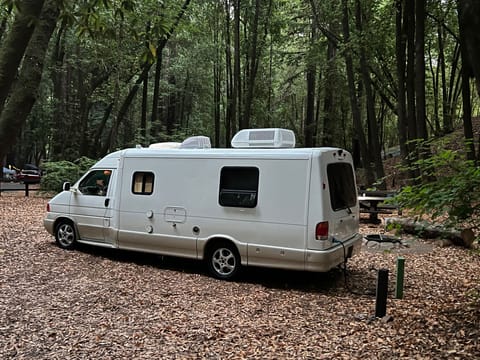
[{"xmin": 44, "ymin": 128, "xmax": 362, "ymax": 279}]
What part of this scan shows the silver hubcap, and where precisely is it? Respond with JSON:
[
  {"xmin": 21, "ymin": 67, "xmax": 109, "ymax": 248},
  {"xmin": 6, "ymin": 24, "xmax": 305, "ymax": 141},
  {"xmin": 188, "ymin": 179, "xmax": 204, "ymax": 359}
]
[
  {"xmin": 212, "ymin": 248, "xmax": 236, "ymax": 276},
  {"xmin": 57, "ymin": 224, "xmax": 75, "ymax": 247}
]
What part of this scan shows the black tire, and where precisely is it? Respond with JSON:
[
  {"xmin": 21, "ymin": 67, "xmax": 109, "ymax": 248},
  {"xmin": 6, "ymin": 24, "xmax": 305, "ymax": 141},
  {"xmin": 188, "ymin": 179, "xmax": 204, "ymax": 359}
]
[
  {"xmin": 207, "ymin": 242, "xmax": 241, "ymax": 280},
  {"xmin": 55, "ymin": 221, "xmax": 77, "ymax": 250}
]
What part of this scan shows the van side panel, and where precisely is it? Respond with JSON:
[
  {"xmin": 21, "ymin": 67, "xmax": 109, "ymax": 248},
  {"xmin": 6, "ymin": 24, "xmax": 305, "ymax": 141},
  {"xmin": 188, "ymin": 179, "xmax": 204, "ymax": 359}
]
[
  {"xmin": 117, "ymin": 156, "xmax": 309, "ymax": 269},
  {"xmin": 240, "ymin": 159, "xmax": 309, "ymax": 270},
  {"xmin": 117, "ymin": 157, "xmax": 198, "ymax": 258}
]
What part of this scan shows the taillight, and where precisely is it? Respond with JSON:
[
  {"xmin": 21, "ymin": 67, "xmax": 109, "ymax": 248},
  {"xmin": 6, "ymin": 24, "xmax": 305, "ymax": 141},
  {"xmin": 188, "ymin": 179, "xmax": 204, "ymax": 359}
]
[
  {"xmin": 315, "ymin": 221, "xmax": 329, "ymax": 240},
  {"xmin": 46, "ymin": 203, "xmax": 50, "ymax": 212}
]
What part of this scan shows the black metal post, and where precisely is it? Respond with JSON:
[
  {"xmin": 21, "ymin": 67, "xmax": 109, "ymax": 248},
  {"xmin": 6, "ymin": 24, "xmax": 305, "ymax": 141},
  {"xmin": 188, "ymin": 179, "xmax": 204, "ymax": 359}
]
[
  {"xmin": 25, "ymin": 182, "xmax": 29, "ymax": 197},
  {"xmin": 375, "ymin": 268, "xmax": 389, "ymax": 318}
]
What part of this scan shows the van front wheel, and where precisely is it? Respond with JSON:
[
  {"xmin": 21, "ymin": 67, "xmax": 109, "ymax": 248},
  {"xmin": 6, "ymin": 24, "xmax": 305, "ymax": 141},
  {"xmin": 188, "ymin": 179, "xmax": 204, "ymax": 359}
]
[
  {"xmin": 55, "ymin": 221, "xmax": 77, "ymax": 250},
  {"xmin": 207, "ymin": 243, "xmax": 240, "ymax": 280}
]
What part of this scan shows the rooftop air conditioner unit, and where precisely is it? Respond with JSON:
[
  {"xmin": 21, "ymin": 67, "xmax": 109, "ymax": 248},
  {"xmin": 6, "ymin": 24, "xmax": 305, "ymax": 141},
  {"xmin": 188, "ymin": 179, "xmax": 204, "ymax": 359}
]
[
  {"xmin": 179, "ymin": 136, "xmax": 211, "ymax": 149},
  {"xmin": 231, "ymin": 128, "xmax": 295, "ymax": 148}
]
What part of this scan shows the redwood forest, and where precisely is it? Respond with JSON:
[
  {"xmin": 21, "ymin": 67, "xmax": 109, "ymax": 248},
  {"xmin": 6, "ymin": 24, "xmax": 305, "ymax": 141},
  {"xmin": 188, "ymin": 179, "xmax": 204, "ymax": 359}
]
[{"xmin": 1, "ymin": 0, "xmax": 480, "ymax": 207}]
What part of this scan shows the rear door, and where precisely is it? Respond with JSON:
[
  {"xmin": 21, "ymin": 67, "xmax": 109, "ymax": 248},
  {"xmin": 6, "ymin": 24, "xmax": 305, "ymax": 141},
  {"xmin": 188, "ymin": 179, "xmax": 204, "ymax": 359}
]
[{"xmin": 326, "ymin": 161, "xmax": 358, "ymax": 242}]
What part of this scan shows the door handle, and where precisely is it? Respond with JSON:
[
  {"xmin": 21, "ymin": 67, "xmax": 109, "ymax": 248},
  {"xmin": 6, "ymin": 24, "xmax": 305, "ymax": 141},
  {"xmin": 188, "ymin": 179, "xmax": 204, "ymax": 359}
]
[{"xmin": 104, "ymin": 198, "xmax": 110, "ymax": 207}]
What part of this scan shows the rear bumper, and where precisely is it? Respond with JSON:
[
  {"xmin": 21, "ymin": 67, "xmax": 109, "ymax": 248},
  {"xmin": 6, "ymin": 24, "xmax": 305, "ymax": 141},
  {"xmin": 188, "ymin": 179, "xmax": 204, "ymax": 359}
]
[{"xmin": 305, "ymin": 233, "xmax": 363, "ymax": 272}]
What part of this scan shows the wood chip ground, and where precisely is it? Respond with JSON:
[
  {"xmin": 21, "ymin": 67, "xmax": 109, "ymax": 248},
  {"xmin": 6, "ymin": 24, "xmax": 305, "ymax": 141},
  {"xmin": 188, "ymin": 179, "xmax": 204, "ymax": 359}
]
[{"xmin": 1, "ymin": 193, "xmax": 479, "ymax": 359}]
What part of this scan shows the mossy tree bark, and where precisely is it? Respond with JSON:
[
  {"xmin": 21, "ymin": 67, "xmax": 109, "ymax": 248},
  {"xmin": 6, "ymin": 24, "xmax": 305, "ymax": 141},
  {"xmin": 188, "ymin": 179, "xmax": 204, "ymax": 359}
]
[{"xmin": 0, "ymin": 0, "xmax": 59, "ymax": 162}]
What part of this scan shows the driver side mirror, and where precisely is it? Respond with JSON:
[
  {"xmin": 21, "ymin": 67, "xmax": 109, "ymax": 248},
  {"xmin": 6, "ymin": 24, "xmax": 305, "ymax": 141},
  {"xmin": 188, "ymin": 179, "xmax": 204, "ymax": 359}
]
[{"xmin": 62, "ymin": 182, "xmax": 71, "ymax": 191}]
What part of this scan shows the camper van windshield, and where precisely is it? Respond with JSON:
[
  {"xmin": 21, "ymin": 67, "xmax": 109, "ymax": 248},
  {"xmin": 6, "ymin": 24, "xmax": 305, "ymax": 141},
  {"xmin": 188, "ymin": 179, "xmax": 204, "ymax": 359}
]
[{"xmin": 327, "ymin": 163, "xmax": 356, "ymax": 211}]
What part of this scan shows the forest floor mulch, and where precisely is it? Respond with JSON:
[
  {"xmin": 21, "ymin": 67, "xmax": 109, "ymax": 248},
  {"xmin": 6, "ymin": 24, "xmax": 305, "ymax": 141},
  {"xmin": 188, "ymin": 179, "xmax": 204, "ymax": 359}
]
[{"xmin": 0, "ymin": 193, "xmax": 479, "ymax": 359}]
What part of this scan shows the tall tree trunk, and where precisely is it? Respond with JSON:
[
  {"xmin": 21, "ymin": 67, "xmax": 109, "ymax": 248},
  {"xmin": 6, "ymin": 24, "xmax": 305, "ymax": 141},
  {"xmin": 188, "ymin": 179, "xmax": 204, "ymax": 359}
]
[
  {"xmin": 322, "ymin": 38, "xmax": 335, "ymax": 147},
  {"xmin": 141, "ymin": 70, "xmax": 149, "ymax": 143},
  {"xmin": 457, "ymin": 0, "xmax": 476, "ymax": 160},
  {"xmin": 405, "ymin": 0, "xmax": 417, "ymax": 146},
  {"xmin": 415, "ymin": 0, "xmax": 428, "ymax": 142},
  {"xmin": 458, "ymin": 0, "xmax": 480, "ymax": 98},
  {"xmin": 341, "ymin": 0, "xmax": 374, "ymax": 185},
  {"xmin": 355, "ymin": 0, "xmax": 385, "ymax": 187},
  {"xmin": 428, "ymin": 40, "xmax": 440, "ymax": 135},
  {"xmin": 140, "ymin": 22, "xmax": 151, "ymax": 145},
  {"xmin": 50, "ymin": 25, "xmax": 67, "ymax": 160},
  {"xmin": 396, "ymin": 0, "xmax": 408, "ymax": 160},
  {"xmin": 266, "ymin": 31, "xmax": 274, "ymax": 128},
  {"xmin": 0, "ymin": 0, "xmax": 45, "ymax": 118},
  {"xmin": 233, "ymin": 0, "xmax": 241, "ymax": 132},
  {"xmin": 0, "ymin": 0, "xmax": 58, "ymax": 161},
  {"xmin": 224, "ymin": 0, "xmax": 234, "ymax": 145},
  {"xmin": 438, "ymin": 23, "xmax": 453, "ymax": 133},
  {"xmin": 165, "ymin": 74, "xmax": 177, "ymax": 136},
  {"xmin": 92, "ymin": 102, "xmax": 113, "ymax": 158},
  {"xmin": 304, "ymin": 14, "xmax": 317, "ymax": 148},
  {"xmin": 243, "ymin": 0, "xmax": 261, "ymax": 130},
  {"xmin": 213, "ymin": 2, "xmax": 221, "ymax": 148}
]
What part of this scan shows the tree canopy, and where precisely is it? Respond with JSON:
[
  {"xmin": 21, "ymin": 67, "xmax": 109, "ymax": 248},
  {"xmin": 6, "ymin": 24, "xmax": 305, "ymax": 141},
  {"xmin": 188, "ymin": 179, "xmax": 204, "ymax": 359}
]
[{"xmin": 1, "ymin": 0, "xmax": 480, "ymax": 188}]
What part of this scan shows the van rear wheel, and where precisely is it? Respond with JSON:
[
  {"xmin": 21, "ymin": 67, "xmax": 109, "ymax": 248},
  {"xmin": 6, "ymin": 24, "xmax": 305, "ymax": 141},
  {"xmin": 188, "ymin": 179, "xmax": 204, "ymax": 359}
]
[
  {"xmin": 207, "ymin": 243, "xmax": 240, "ymax": 280},
  {"xmin": 55, "ymin": 221, "xmax": 77, "ymax": 250}
]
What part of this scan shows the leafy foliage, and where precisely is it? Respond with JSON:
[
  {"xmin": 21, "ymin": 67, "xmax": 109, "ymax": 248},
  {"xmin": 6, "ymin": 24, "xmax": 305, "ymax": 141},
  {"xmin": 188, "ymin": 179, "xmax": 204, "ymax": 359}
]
[
  {"xmin": 394, "ymin": 145, "xmax": 480, "ymax": 230},
  {"xmin": 41, "ymin": 157, "xmax": 96, "ymax": 193}
]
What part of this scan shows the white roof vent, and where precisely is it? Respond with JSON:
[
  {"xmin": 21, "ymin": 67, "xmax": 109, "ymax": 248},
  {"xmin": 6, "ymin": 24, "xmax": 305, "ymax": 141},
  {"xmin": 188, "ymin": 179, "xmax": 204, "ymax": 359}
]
[
  {"xmin": 180, "ymin": 136, "xmax": 211, "ymax": 149},
  {"xmin": 149, "ymin": 142, "xmax": 181, "ymax": 149},
  {"xmin": 231, "ymin": 128, "xmax": 295, "ymax": 148}
]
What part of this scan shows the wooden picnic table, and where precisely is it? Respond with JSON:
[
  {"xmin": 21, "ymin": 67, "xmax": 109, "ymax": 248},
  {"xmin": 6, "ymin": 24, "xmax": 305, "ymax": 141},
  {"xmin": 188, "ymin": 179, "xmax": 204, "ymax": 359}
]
[{"xmin": 358, "ymin": 191, "xmax": 399, "ymax": 223}]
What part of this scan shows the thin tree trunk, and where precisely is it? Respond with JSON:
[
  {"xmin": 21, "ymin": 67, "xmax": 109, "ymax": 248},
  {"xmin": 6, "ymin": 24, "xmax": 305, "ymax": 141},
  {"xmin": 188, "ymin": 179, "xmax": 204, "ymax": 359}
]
[
  {"xmin": 457, "ymin": 0, "xmax": 478, "ymax": 160},
  {"xmin": 355, "ymin": 0, "xmax": 384, "ymax": 187},
  {"xmin": 415, "ymin": 0, "xmax": 428, "ymax": 142},
  {"xmin": 50, "ymin": 25, "xmax": 67, "ymax": 160},
  {"xmin": 243, "ymin": 0, "xmax": 261, "ymax": 130},
  {"xmin": 395, "ymin": 0, "xmax": 408, "ymax": 161},
  {"xmin": 213, "ymin": 3, "xmax": 221, "ymax": 148},
  {"xmin": 428, "ymin": 40, "xmax": 440, "ymax": 135},
  {"xmin": 438, "ymin": 23, "xmax": 453, "ymax": 133},
  {"xmin": 458, "ymin": 0, "xmax": 480, "ymax": 99},
  {"xmin": 224, "ymin": 0, "xmax": 234, "ymax": 145},
  {"xmin": 341, "ymin": 0, "xmax": 374, "ymax": 184},
  {"xmin": 140, "ymin": 22, "xmax": 151, "ymax": 144},
  {"xmin": 322, "ymin": 38, "xmax": 336, "ymax": 147},
  {"xmin": 405, "ymin": 0, "xmax": 417, "ymax": 145},
  {"xmin": 304, "ymin": 14, "xmax": 317, "ymax": 147},
  {"xmin": 92, "ymin": 102, "xmax": 113, "ymax": 158},
  {"xmin": 141, "ymin": 70, "xmax": 148, "ymax": 143},
  {"xmin": 233, "ymin": 0, "xmax": 241, "ymax": 132}
]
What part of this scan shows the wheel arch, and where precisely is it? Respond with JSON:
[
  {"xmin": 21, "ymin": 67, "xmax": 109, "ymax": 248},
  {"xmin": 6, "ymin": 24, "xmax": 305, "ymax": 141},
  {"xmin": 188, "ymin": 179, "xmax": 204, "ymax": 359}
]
[
  {"xmin": 202, "ymin": 236, "xmax": 245, "ymax": 266},
  {"xmin": 54, "ymin": 216, "xmax": 79, "ymax": 238}
]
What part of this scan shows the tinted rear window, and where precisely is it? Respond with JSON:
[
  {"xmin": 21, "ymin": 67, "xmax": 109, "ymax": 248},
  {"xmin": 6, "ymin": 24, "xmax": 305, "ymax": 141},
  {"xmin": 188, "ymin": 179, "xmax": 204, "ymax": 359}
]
[{"xmin": 327, "ymin": 163, "xmax": 357, "ymax": 211}]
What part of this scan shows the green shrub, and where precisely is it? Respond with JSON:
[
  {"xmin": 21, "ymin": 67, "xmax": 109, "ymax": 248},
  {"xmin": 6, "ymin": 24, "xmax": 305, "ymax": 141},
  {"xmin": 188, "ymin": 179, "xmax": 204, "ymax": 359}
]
[
  {"xmin": 394, "ymin": 147, "xmax": 480, "ymax": 231},
  {"xmin": 41, "ymin": 157, "xmax": 96, "ymax": 193}
]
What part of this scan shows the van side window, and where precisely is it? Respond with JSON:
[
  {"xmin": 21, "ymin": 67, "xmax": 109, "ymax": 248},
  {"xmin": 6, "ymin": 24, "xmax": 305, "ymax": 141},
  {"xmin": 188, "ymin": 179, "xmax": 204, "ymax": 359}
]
[
  {"xmin": 132, "ymin": 172, "xmax": 154, "ymax": 195},
  {"xmin": 219, "ymin": 167, "xmax": 259, "ymax": 208},
  {"xmin": 78, "ymin": 170, "xmax": 112, "ymax": 196}
]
